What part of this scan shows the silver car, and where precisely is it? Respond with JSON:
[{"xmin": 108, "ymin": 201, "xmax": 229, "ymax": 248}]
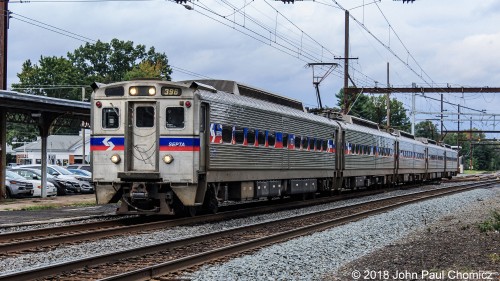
[
  {"xmin": 5, "ymin": 171, "xmax": 34, "ymax": 198},
  {"xmin": 18, "ymin": 164, "xmax": 90, "ymax": 193}
]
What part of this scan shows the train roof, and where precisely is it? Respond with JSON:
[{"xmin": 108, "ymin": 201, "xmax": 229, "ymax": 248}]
[
  {"xmin": 183, "ymin": 79, "xmax": 305, "ymax": 111},
  {"xmin": 194, "ymin": 87, "xmax": 341, "ymax": 129}
]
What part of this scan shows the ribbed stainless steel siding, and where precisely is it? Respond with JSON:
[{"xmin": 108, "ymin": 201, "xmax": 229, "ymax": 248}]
[{"xmin": 199, "ymin": 90, "xmax": 336, "ymax": 171}]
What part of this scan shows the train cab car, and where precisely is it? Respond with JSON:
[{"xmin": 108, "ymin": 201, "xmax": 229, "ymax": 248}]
[{"xmin": 91, "ymin": 80, "xmax": 208, "ymax": 215}]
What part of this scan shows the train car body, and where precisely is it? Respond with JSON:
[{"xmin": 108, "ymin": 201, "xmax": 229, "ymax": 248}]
[{"xmin": 90, "ymin": 79, "xmax": 458, "ymax": 215}]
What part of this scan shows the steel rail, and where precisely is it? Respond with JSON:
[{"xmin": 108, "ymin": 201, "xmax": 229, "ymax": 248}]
[
  {"xmin": 0, "ymin": 179, "xmax": 496, "ymax": 281},
  {"xmin": 0, "ymin": 188, "xmax": 391, "ymax": 253},
  {"xmin": 99, "ymin": 180, "xmax": 499, "ymax": 281}
]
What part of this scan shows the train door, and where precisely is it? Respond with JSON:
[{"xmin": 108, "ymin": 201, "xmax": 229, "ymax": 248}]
[
  {"xmin": 127, "ymin": 101, "xmax": 158, "ymax": 171},
  {"xmin": 199, "ymin": 104, "xmax": 208, "ymax": 172}
]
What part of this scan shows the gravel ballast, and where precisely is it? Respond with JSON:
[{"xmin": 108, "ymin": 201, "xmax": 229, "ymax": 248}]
[
  {"xmin": 182, "ymin": 187, "xmax": 499, "ymax": 281},
  {"xmin": 0, "ymin": 185, "xmax": 497, "ymax": 278}
]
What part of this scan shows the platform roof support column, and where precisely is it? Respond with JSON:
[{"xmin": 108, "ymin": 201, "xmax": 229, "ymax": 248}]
[
  {"xmin": 0, "ymin": 110, "xmax": 6, "ymax": 200},
  {"xmin": 34, "ymin": 112, "xmax": 59, "ymax": 198}
]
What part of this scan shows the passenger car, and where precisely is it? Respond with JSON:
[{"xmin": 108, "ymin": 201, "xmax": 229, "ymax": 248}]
[{"xmin": 5, "ymin": 171, "xmax": 34, "ymax": 198}]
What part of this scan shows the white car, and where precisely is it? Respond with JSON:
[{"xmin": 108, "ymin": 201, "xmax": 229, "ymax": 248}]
[{"xmin": 29, "ymin": 180, "xmax": 58, "ymax": 197}]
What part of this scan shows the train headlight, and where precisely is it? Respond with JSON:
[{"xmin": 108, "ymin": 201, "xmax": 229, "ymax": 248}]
[
  {"xmin": 129, "ymin": 87, "xmax": 138, "ymax": 96},
  {"xmin": 111, "ymin": 154, "xmax": 121, "ymax": 164},
  {"xmin": 163, "ymin": 154, "xmax": 174, "ymax": 164},
  {"xmin": 148, "ymin": 87, "xmax": 156, "ymax": 96}
]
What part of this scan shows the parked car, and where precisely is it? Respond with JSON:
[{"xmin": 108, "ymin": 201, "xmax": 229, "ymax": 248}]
[
  {"xmin": 66, "ymin": 164, "xmax": 91, "ymax": 172},
  {"xmin": 30, "ymin": 180, "xmax": 58, "ymax": 197},
  {"xmin": 18, "ymin": 165, "xmax": 89, "ymax": 193},
  {"xmin": 67, "ymin": 169, "xmax": 92, "ymax": 177},
  {"xmin": 5, "ymin": 171, "xmax": 34, "ymax": 198},
  {"xmin": 10, "ymin": 168, "xmax": 71, "ymax": 196}
]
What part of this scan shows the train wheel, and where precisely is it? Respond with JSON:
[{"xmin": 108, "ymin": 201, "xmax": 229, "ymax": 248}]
[{"xmin": 186, "ymin": 206, "xmax": 197, "ymax": 217}]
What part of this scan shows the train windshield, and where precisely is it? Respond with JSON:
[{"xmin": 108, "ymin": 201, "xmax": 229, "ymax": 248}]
[
  {"xmin": 103, "ymin": 108, "xmax": 119, "ymax": 129},
  {"xmin": 166, "ymin": 107, "xmax": 184, "ymax": 128},
  {"xmin": 136, "ymin": 106, "xmax": 155, "ymax": 127}
]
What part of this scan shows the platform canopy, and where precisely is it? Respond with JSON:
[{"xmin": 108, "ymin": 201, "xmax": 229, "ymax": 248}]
[{"xmin": 0, "ymin": 90, "xmax": 91, "ymax": 199}]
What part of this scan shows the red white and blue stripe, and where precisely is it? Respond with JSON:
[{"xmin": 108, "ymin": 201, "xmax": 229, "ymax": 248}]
[
  {"xmin": 160, "ymin": 137, "xmax": 200, "ymax": 151},
  {"xmin": 90, "ymin": 137, "xmax": 125, "ymax": 151}
]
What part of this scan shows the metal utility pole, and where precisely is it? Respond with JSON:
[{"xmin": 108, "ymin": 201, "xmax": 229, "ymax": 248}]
[
  {"xmin": 0, "ymin": 0, "xmax": 8, "ymax": 201},
  {"xmin": 469, "ymin": 117, "xmax": 473, "ymax": 170},
  {"xmin": 386, "ymin": 62, "xmax": 390, "ymax": 129},
  {"xmin": 0, "ymin": 0, "xmax": 8, "ymax": 90},
  {"xmin": 411, "ymin": 92, "xmax": 416, "ymax": 135},
  {"xmin": 81, "ymin": 87, "xmax": 86, "ymax": 164},
  {"xmin": 440, "ymin": 93, "xmax": 444, "ymax": 139},
  {"xmin": 343, "ymin": 10, "xmax": 349, "ymax": 114},
  {"xmin": 457, "ymin": 104, "xmax": 460, "ymax": 148}
]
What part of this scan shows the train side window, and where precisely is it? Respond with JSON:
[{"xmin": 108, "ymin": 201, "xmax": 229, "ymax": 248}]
[
  {"xmin": 136, "ymin": 106, "xmax": 155, "ymax": 128},
  {"xmin": 234, "ymin": 127, "xmax": 245, "ymax": 144},
  {"xmin": 247, "ymin": 129, "xmax": 256, "ymax": 145},
  {"xmin": 301, "ymin": 137, "xmax": 308, "ymax": 150},
  {"xmin": 282, "ymin": 133, "xmax": 288, "ymax": 149},
  {"xmin": 258, "ymin": 130, "xmax": 266, "ymax": 146},
  {"xmin": 222, "ymin": 125, "xmax": 232, "ymax": 143},
  {"xmin": 322, "ymin": 140, "xmax": 328, "ymax": 152},
  {"xmin": 295, "ymin": 135, "xmax": 301, "ymax": 149},
  {"xmin": 316, "ymin": 139, "xmax": 322, "ymax": 151},
  {"xmin": 166, "ymin": 107, "xmax": 184, "ymax": 128},
  {"xmin": 102, "ymin": 108, "xmax": 119, "ymax": 129},
  {"xmin": 268, "ymin": 132, "xmax": 276, "ymax": 147}
]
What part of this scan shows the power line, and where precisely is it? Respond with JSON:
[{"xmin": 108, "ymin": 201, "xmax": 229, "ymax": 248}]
[
  {"xmin": 11, "ymin": 12, "xmax": 96, "ymax": 43},
  {"xmin": 9, "ymin": 12, "xmax": 213, "ymax": 80}
]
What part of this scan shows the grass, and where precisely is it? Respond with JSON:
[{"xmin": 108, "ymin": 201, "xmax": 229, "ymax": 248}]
[
  {"xmin": 478, "ymin": 210, "xmax": 500, "ymax": 233},
  {"xmin": 462, "ymin": 170, "xmax": 489, "ymax": 175},
  {"xmin": 489, "ymin": 253, "xmax": 500, "ymax": 263},
  {"xmin": 20, "ymin": 205, "xmax": 59, "ymax": 211},
  {"xmin": 10, "ymin": 201, "xmax": 97, "ymax": 211}
]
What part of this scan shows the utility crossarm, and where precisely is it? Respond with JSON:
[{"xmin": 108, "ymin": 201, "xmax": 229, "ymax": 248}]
[
  {"xmin": 350, "ymin": 87, "xmax": 500, "ymax": 94},
  {"xmin": 459, "ymin": 139, "xmax": 500, "ymax": 142},
  {"xmin": 416, "ymin": 119, "xmax": 499, "ymax": 122},
  {"xmin": 444, "ymin": 130, "xmax": 500, "ymax": 134},
  {"xmin": 417, "ymin": 112, "xmax": 497, "ymax": 116}
]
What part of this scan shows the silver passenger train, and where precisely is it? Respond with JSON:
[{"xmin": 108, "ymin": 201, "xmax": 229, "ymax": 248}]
[{"xmin": 90, "ymin": 79, "xmax": 458, "ymax": 215}]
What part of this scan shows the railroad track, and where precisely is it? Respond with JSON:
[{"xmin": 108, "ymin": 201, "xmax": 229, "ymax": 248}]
[
  {"xmin": 0, "ymin": 187, "xmax": 406, "ymax": 255},
  {"xmin": 0, "ymin": 179, "xmax": 497, "ymax": 281}
]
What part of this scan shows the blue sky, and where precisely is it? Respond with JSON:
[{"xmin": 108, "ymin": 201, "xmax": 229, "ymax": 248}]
[{"xmin": 7, "ymin": 0, "xmax": 500, "ymax": 133}]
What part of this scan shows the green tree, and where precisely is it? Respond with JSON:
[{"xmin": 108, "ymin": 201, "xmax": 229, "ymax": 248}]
[
  {"xmin": 13, "ymin": 38, "xmax": 172, "ymax": 100},
  {"xmin": 68, "ymin": 39, "xmax": 172, "ymax": 84},
  {"xmin": 415, "ymin": 121, "xmax": 439, "ymax": 141},
  {"xmin": 123, "ymin": 61, "xmax": 165, "ymax": 81},
  {"xmin": 14, "ymin": 57, "xmax": 83, "ymax": 99},
  {"xmin": 336, "ymin": 89, "xmax": 411, "ymax": 132}
]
